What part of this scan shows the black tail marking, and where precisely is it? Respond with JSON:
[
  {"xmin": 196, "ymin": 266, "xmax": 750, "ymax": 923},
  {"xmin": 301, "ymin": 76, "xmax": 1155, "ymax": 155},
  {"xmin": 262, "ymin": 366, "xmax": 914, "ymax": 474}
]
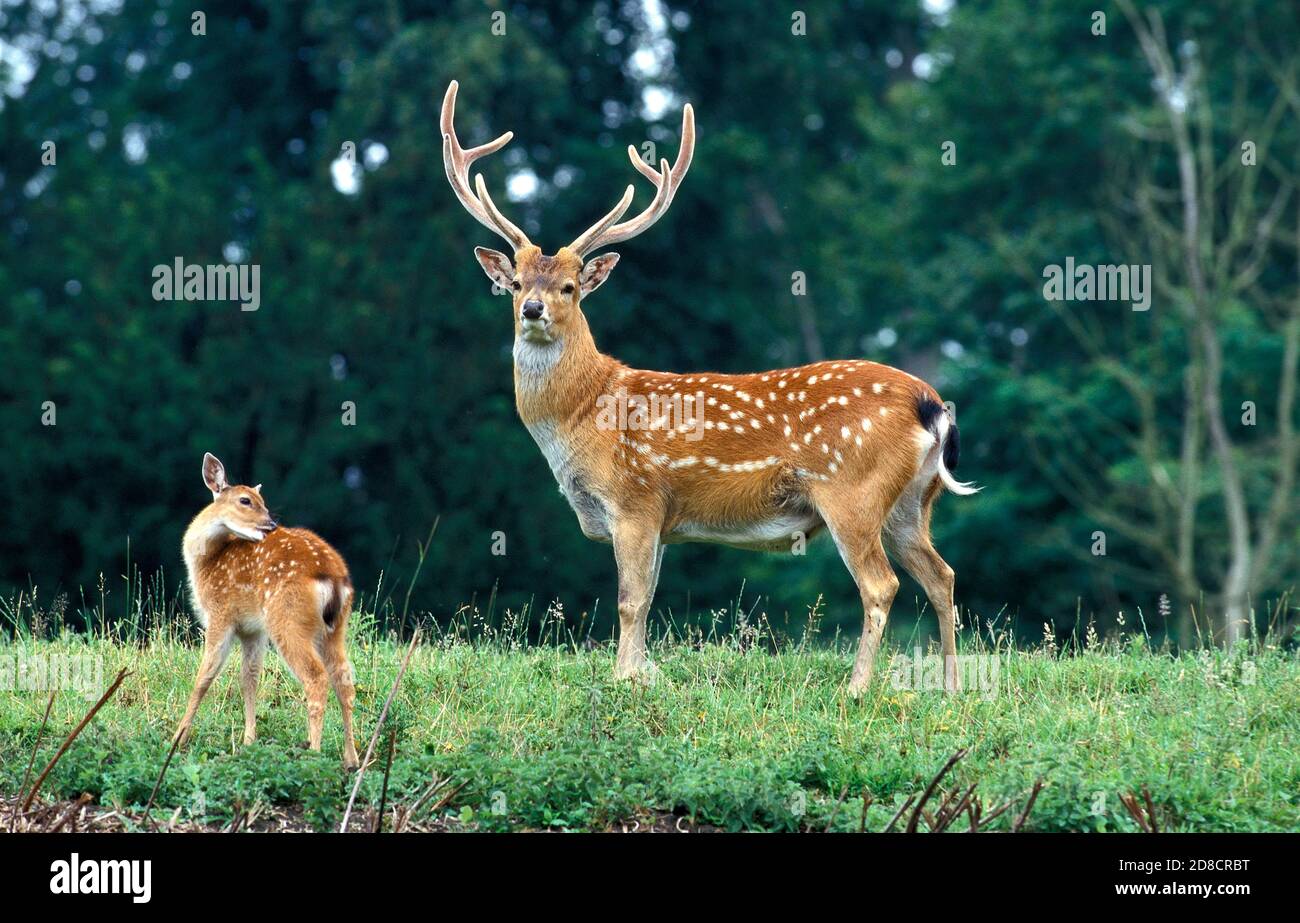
[
  {"xmin": 916, "ymin": 396, "xmax": 944, "ymax": 431},
  {"xmin": 915, "ymin": 395, "xmax": 960, "ymax": 471},
  {"xmin": 943, "ymin": 419, "xmax": 960, "ymax": 471},
  {"xmin": 319, "ymin": 576, "xmax": 342, "ymax": 629}
]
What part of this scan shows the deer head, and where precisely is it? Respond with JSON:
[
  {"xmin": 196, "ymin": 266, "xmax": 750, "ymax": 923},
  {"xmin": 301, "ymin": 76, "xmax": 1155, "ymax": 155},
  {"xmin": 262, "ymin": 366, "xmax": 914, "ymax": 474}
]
[
  {"xmin": 199, "ymin": 452, "xmax": 278, "ymax": 542},
  {"xmin": 441, "ymin": 80, "xmax": 694, "ymax": 345}
]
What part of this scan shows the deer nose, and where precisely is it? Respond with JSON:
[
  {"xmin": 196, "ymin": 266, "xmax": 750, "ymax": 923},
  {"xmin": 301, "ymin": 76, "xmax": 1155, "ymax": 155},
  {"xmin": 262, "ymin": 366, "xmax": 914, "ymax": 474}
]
[{"xmin": 521, "ymin": 299, "xmax": 545, "ymax": 321}]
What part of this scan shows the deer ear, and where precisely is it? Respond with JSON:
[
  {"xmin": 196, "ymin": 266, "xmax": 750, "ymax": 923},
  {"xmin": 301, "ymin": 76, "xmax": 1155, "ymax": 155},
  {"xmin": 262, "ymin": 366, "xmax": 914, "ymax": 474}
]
[
  {"xmin": 579, "ymin": 252, "xmax": 620, "ymax": 296},
  {"xmin": 202, "ymin": 453, "xmax": 229, "ymax": 499},
  {"xmin": 474, "ymin": 247, "xmax": 515, "ymax": 293}
]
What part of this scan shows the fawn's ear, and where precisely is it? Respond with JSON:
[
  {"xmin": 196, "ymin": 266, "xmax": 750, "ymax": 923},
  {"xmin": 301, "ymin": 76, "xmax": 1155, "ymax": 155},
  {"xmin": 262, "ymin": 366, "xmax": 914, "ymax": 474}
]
[
  {"xmin": 474, "ymin": 247, "xmax": 515, "ymax": 292},
  {"xmin": 579, "ymin": 252, "xmax": 620, "ymax": 296},
  {"xmin": 202, "ymin": 453, "xmax": 229, "ymax": 499}
]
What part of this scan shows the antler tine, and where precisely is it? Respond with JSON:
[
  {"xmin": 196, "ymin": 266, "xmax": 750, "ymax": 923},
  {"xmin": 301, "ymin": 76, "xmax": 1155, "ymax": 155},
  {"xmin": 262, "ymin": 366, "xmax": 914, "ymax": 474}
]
[
  {"xmin": 628, "ymin": 146, "xmax": 663, "ymax": 184},
  {"xmin": 473, "ymin": 173, "xmax": 532, "ymax": 250},
  {"xmin": 569, "ymin": 102, "xmax": 696, "ymax": 258},
  {"xmin": 441, "ymin": 80, "xmax": 532, "ymax": 251},
  {"xmin": 566, "ymin": 184, "xmax": 636, "ymax": 257}
]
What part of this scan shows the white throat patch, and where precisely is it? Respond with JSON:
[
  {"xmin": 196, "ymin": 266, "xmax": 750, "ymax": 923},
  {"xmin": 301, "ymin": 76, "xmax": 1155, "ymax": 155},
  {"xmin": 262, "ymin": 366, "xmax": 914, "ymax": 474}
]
[
  {"xmin": 226, "ymin": 521, "xmax": 265, "ymax": 542},
  {"xmin": 514, "ymin": 337, "xmax": 563, "ymax": 392}
]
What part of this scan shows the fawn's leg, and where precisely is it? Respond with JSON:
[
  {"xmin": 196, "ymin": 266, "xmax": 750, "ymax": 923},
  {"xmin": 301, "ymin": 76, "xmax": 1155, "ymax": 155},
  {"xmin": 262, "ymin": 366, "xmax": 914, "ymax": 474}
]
[
  {"xmin": 238, "ymin": 631, "xmax": 267, "ymax": 744},
  {"xmin": 814, "ymin": 483, "xmax": 900, "ymax": 698},
  {"xmin": 322, "ymin": 627, "xmax": 358, "ymax": 770},
  {"xmin": 273, "ymin": 623, "xmax": 330, "ymax": 751},
  {"xmin": 611, "ymin": 517, "xmax": 662, "ymax": 681},
  {"xmin": 174, "ymin": 624, "xmax": 237, "ymax": 745}
]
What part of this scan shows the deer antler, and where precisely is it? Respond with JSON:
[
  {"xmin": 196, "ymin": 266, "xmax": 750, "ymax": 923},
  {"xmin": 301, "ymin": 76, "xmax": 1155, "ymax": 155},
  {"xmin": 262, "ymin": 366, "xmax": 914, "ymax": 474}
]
[
  {"xmin": 568, "ymin": 102, "xmax": 695, "ymax": 258},
  {"xmin": 441, "ymin": 80, "xmax": 532, "ymax": 252}
]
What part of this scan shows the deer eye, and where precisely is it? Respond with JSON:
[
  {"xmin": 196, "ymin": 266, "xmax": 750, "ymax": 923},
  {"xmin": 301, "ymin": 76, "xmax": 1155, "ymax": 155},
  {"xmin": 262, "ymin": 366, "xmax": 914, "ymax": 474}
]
[
  {"xmin": 511, "ymin": 280, "xmax": 522, "ymax": 291},
  {"xmin": 562, "ymin": 282, "xmax": 575, "ymax": 295},
  {"xmin": 239, "ymin": 497, "xmax": 252, "ymax": 506}
]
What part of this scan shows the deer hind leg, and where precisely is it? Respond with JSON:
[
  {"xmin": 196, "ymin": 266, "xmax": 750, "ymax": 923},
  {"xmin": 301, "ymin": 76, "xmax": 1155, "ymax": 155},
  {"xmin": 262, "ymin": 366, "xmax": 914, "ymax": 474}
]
[
  {"xmin": 238, "ymin": 630, "xmax": 268, "ymax": 744},
  {"xmin": 321, "ymin": 593, "xmax": 359, "ymax": 770},
  {"xmin": 611, "ymin": 517, "xmax": 663, "ymax": 682},
  {"xmin": 271, "ymin": 612, "xmax": 330, "ymax": 752},
  {"xmin": 885, "ymin": 480, "xmax": 960, "ymax": 692},
  {"xmin": 813, "ymin": 482, "xmax": 900, "ymax": 698},
  {"xmin": 174, "ymin": 623, "xmax": 237, "ymax": 746}
]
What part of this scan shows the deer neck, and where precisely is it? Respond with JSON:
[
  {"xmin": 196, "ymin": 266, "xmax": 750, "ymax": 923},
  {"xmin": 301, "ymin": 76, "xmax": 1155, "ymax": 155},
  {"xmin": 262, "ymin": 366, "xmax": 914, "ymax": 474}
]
[
  {"xmin": 181, "ymin": 509, "xmax": 236, "ymax": 576},
  {"xmin": 512, "ymin": 313, "xmax": 617, "ymax": 430}
]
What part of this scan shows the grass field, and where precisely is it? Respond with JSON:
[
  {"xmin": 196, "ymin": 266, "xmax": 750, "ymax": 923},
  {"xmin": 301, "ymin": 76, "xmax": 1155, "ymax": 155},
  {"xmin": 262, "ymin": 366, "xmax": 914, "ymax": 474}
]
[{"xmin": 1, "ymin": 599, "xmax": 1298, "ymax": 832}]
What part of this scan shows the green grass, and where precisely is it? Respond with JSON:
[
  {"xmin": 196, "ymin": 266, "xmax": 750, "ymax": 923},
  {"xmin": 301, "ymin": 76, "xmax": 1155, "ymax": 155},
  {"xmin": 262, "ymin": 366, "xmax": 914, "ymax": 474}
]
[{"xmin": 1, "ymin": 601, "xmax": 1298, "ymax": 832}]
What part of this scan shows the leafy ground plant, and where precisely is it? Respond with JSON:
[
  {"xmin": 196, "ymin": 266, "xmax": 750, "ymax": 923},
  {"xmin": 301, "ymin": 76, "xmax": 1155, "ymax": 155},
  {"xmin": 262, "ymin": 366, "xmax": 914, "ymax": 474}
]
[{"xmin": 1, "ymin": 596, "xmax": 1297, "ymax": 832}]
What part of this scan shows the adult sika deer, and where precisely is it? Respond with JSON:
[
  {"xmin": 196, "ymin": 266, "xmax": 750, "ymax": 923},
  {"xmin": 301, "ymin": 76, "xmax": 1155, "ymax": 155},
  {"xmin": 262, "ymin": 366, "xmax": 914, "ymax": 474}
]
[
  {"xmin": 442, "ymin": 81, "xmax": 977, "ymax": 694},
  {"xmin": 176, "ymin": 453, "xmax": 359, "ymax": 768}
]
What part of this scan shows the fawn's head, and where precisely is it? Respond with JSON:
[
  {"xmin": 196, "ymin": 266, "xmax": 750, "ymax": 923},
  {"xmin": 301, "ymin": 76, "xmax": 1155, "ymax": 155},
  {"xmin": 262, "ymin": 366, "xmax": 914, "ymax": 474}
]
[
  {"xmin": 199, "ymin": 452, "xmax": 278, "ymax": 542},
  {"xmin": 442, "ymin": 80, "xmax": 693, "ymax": 346}
]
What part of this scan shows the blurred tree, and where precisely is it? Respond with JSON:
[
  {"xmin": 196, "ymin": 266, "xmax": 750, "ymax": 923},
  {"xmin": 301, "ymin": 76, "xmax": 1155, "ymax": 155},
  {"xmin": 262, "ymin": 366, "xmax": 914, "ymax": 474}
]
[
  {"xmin": 0, "ymin": 0, "xmax": 1293, "ymax": 645},
  {"xmin": 849, "ymin": 0, "xmax": 1298, "ymax": 641}
]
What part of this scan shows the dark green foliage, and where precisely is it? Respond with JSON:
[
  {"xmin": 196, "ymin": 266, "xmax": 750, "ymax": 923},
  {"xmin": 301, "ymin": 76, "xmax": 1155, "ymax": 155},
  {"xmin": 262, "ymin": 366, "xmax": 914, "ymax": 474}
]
[{"xmin": 0, "ymin": 1, "xmax": 1295, "ymax": 640}]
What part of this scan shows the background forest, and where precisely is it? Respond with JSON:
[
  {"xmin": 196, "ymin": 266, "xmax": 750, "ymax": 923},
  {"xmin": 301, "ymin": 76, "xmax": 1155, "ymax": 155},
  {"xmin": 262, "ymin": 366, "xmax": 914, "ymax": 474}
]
[{"xmin": 1, "ymin": 0, "xmax": 1296, "ymax": 646}]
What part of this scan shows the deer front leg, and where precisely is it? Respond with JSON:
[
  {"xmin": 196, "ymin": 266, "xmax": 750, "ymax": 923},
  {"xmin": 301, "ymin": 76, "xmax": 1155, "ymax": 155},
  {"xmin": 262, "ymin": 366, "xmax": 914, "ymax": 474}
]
[
  {"xmin": 173, "ymin": 625, "xmax": 236, "ymax": 746},
  {"xmin": 611, "ymin": 519, "xmax": 662, "ymax": 682}
]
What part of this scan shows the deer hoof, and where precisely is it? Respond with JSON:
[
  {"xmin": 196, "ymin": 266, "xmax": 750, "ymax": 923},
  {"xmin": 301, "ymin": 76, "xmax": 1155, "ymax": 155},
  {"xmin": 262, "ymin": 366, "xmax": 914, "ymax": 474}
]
[{"xmin": 614, "ymin": 660, "xmax": 659, "ymax": 685}]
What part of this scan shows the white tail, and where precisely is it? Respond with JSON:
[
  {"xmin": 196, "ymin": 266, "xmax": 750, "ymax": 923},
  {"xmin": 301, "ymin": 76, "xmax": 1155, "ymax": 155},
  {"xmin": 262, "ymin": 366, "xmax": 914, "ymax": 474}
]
[{"xmin": 933, "ymin": 412, "xmax": 980, "ymax": 496}]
